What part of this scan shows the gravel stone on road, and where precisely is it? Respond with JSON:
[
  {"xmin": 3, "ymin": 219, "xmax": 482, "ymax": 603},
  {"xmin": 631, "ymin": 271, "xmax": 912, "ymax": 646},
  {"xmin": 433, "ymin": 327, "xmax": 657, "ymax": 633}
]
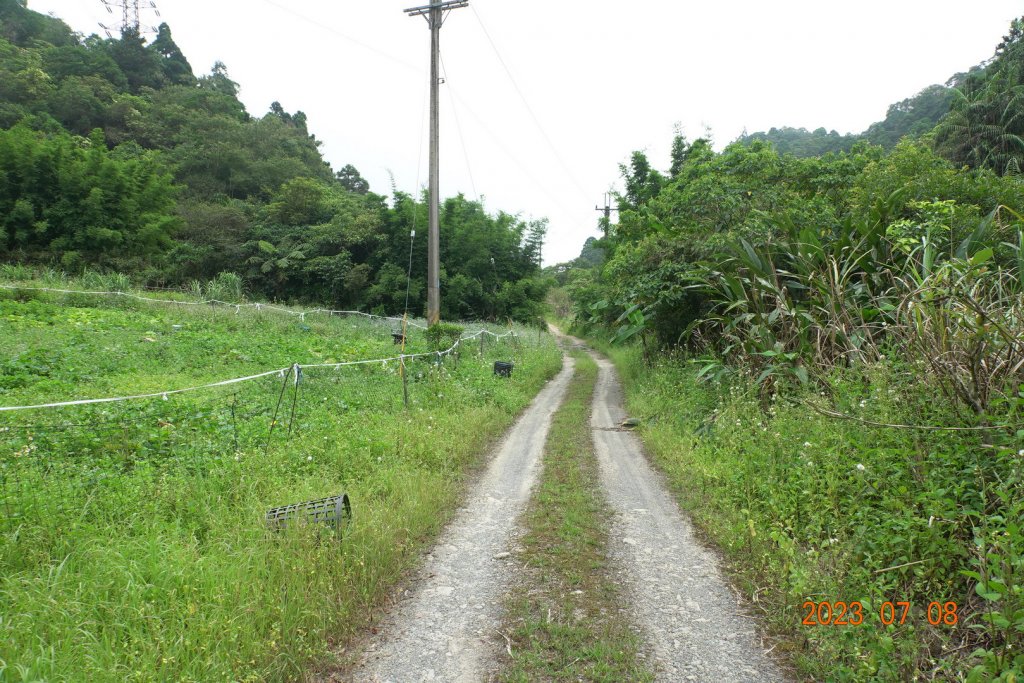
[
  {"xmin": 348, "ymin": 357, "xmax": 575, "ymax": 683},
  {"xmin": 589, "ymin": 352, "xmax": 788, "ymax": 682}
]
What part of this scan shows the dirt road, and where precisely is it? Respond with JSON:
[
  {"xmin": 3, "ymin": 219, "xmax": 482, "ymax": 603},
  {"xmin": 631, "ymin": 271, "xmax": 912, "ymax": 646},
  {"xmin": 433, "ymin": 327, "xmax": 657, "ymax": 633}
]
[
  {"xmin": 589, "ymin": 351, "xmax": 786, "ymax": 681},
  {"xmin": 347, "ymin": 358, "xmax": 575, "ymax": 683},
  {"xmin": 344, "ymin": 337, "xmax": 785, "ymax": 681}
]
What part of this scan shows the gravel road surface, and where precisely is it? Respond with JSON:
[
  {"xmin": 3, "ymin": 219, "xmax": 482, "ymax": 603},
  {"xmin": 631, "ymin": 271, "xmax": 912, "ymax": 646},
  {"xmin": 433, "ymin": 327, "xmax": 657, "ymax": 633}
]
[
  {"xmin": 589, "ymin": 352, "xmax": 788, "ymax": 682},
  {"xmin": 348, "ymin": 357, "xmax": 575, "ymax": 683}
]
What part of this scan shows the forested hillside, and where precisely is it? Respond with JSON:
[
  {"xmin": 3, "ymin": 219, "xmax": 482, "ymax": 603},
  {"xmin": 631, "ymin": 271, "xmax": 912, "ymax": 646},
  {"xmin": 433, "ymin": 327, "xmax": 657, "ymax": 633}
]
[
  {"xmin": 738, "ymin": 77, "xmax": 957, "ymax": 158},
  {"xmin": 0, "ymin": 0, "xmax": 549, "ymax": 320},
  {"xmin": 561, "ymin": 16, "xmax": 1024, "ymax": 681},
  {"xmin": 739, "ymin": 83, "xmax": 955, "ymax": 157},
  {"xmin": 740, "ymin": 20, "xmax": 1024, "ymax": 166}
]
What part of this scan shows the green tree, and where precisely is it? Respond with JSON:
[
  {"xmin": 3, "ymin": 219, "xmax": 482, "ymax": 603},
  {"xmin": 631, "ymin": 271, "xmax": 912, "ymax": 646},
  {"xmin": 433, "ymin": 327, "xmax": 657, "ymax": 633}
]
[
  {"xmin": 200, "ymin": 60, "xmax": 238, "ymax": 97},
  {"xmin": 336, "ymin": 164, "xmax": 369, "ymax": 194},
  {"xmin": 105, "ymin": 27, "xmax": 165, "ymax": 93},
  {"xmin": 149, "ymin": 23, "xmax": 194, "ymax": 86}
]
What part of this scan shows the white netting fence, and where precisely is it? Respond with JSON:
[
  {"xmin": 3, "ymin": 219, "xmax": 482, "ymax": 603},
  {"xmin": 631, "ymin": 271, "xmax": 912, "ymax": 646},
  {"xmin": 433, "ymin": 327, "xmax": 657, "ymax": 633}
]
[{"xmin": 0, "ymin": 283, "xmax": 554, "ymax": 534}]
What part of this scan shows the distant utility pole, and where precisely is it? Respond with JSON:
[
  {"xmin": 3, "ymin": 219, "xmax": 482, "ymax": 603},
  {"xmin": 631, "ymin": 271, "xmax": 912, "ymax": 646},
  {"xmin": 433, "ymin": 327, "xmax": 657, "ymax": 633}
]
[
  {"xmin": 99, "ymin": 0, "xmax": 160, "ymax": 37},
  {"xmin": 595, "ymin": 192, "xmax": 619, "ymax": 239},
  {"xmin": 404, "ymin": 0, "xmax": 468, "ymax": 326}
]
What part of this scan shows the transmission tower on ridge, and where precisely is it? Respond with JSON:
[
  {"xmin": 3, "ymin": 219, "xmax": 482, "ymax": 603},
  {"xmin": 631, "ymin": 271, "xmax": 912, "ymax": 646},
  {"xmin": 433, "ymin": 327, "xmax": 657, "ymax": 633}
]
[{"xmin": 98, "ymin": 0, "xmax": 161, "ymax": 38}]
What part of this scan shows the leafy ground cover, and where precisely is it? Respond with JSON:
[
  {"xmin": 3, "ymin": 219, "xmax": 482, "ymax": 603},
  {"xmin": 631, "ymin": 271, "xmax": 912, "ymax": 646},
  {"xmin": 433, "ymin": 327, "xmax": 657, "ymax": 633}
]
[
  {"xmin": 498, "ymin": 353, "xmax": 653, "ymax": 682},
  {"xmin": 0, "ymin": 277, "xmax": 562, "ymax": 681},
  {"xmin": 604, "ymin": 345, "xmax": 1024, "ymax": 681}
]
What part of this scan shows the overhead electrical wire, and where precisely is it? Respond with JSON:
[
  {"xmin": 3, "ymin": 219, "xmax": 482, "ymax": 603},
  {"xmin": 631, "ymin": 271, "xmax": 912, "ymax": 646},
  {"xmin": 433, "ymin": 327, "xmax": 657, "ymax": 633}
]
[
  {"xmin": 405, "ymin": 75, "xmax": 431, "ymax": 318},
  {"xmin": 242, "ymin": 1, "xmax": 593, "ymax": 242},
  {"xmin": 444, "ymin": 83, "xmax": 585, "ymax": 225},
  {"xmin": 439, "ymin": 50, "xmax": 480, "ymax": 203},
  {"xmin": 254, "ymin": 0, "xmax": 422, "ymax": 75},
  {"xmin": 469, "ymin": 3, "xmax": 593, "ymax": 205}
]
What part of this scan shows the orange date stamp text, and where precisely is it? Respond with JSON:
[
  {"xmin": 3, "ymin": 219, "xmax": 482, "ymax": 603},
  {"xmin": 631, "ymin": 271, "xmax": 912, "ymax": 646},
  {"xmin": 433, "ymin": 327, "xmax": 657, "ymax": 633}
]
[{"xmin": 801, "ymin": 600, "xmax": 958, "ymax": 626}]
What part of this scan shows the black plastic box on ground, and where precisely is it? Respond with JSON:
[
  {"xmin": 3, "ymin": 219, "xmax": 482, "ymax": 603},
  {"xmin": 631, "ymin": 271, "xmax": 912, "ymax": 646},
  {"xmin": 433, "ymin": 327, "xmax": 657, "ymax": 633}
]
[{"xmin": 493, "ymin": 361, "xmax": 514, "ymax": 377}]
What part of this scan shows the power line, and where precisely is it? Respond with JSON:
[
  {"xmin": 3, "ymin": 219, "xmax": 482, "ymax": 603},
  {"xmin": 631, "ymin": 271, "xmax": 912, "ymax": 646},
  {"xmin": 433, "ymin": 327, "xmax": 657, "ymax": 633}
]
[
  {"xmin": 99, "ymin": 0, "xmax": 160, "ymax": 36},
  {"xmin": 439, "ymin": 51, "xmax": 480, "ymax": 202},
  {"xmin": 469, "ymin": 3, "xmax": 592, "ymax": 204},
  {"xmin": 255, "ymin": 0, "xmax": 423, "ymax": 75},
  {"xmin": 444, "ymin": 82, "xmax": 586, "ymax": 228},
  {"xmin": 404, "ymin": 228, "xmax": 418, "ymax": 318},
  {"xmin": 405, "ymin": 74, "xmax": 431, "ymax": 318}
]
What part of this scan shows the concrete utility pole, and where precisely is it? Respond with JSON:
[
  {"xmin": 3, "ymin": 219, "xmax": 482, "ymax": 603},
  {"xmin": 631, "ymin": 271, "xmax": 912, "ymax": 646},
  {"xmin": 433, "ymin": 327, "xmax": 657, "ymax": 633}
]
[
  {"xmin": 404, "ymin": 0, "xmax": 468, "ymax": 326},
  {"xmin": 595, "ymin": 192, "xmax": 619, "ymax": 239}
]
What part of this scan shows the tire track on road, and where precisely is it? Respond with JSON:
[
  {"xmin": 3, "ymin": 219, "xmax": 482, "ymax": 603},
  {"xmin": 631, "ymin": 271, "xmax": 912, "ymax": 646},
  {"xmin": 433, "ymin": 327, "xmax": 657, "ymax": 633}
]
[
  {"xmin": 345, "ymin": 357, "xmax": 575, "ymax": 683},
  {"xmin": 588, "ymin": 351, "xmax": 788, "ymax": 682}
]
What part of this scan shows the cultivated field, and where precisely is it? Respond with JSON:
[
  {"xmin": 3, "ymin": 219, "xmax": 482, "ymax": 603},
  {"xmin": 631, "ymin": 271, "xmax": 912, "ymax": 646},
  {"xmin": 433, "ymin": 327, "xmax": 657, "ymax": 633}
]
[{"xmin": 0, "ymin": 276, "xmax": 562, "ymax": 681}]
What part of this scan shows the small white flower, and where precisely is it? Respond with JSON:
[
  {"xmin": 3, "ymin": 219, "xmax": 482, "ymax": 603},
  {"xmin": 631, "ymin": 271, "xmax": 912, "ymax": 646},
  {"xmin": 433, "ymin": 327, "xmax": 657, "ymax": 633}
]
[
  {"xmin": 307, "ymin": 456, "xmax": 313, "ymax": 461},
  {"xmin": 1018, "ymin": 449, "xmax": 1024, "ymax": 457},
  {"xmin": 856, "ymin": 463, "xmax": 866, "ymax": 472},
  {"xmin": 803, "ymin": 442, "xmax": 813, "ymax": 448}
]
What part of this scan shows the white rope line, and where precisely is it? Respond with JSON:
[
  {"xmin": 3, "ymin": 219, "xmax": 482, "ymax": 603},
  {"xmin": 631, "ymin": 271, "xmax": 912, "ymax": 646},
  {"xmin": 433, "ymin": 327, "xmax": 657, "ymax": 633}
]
[
  {"xmin": 0, "ymin": 285, "xmax": 430, "ymax": 329},
  {"xmin": 0, "ymin": 285, "xmax": 536, "ymax": 337},
  {"xmin": 0, "ymin": 331, "xmax": 519, "ymax": 413},
  {"xmin": 0, "ymin": 369, "xmax": 286, "ymax": 412}
]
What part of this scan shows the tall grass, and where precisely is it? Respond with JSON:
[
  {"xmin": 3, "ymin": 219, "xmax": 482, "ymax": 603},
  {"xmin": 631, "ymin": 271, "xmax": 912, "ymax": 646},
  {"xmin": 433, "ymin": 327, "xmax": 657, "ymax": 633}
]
[
  {"xmin": 690, "ymin": 204, "xmax": 1024, "ymax": 417},
  {"xmin": 609, "ymin": 345, "xmax": 1023, "ymax": 680},
  {"xmin": 627, "ymin": 202, "xmax": 1024, "ymax": 678},
  {"xmin": 0, "ymin": 280, "xmax": 563, "ymax": 681}
]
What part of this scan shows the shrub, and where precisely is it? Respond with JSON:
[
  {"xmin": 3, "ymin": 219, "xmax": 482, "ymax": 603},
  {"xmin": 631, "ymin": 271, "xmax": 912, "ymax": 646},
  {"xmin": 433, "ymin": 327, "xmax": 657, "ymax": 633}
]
[{"xmin": 425, "ymin": 322, "xmax": 464, "ymax": 352}]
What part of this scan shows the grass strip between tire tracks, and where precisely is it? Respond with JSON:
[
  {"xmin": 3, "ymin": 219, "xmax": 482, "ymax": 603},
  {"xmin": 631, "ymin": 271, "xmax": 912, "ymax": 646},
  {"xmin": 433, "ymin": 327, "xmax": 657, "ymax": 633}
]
[{"xmin": 497, "ymin": 352, "xmax": 654, "ymax": 682}]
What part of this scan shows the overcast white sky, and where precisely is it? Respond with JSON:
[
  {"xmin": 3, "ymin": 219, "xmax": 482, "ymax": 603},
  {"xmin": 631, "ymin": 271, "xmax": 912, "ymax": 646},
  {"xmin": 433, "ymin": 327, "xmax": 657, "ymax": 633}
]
[{"xmin": 26, "ymin": 0, "xmax": 1024, "ymax": 265}]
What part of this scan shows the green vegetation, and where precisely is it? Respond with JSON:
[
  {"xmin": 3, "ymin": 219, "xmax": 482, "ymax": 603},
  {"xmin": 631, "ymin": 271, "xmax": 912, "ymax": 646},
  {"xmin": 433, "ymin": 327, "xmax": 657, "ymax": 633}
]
[
  {"xmin": 740, "ymin": 17, "xmax": 1024, "ymax": 173},
  {"xmin": 0, "ymin": 0, "xmax": 550, "ymax": 321},
  {"xmin": 739, "ymin": 83, "xmax": 953, "ymax": 158},
  {"xmin": 606, "ymin": 346, "xmax": 1022, "ymax": 680},
  {"xmin": 560, "ymin": 16, "xmax": 1024, "ymax": 681},
  {"xmin": 936, "ymin": 18, "xmax": 1024, "ymax": 177},
  {"xmin": 739, "ymin": 126, "xmax": 859, "ymax": 157},
  {"xmin": 499, "ymin": 353, "xmax": 652, "ymax": 683},
  {"xmin": 0, "ymin": 274, "xmax": 562, "ymax": 681}
]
